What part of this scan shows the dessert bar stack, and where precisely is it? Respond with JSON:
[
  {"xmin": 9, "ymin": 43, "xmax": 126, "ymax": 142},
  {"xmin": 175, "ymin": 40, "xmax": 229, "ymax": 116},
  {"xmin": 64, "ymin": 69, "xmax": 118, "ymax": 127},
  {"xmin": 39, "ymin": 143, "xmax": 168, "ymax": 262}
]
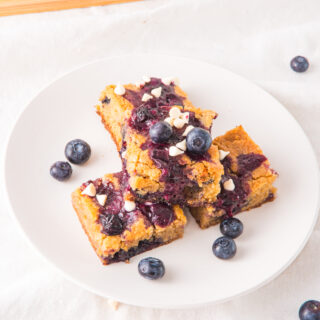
[{"xmin": 72, "ymin": 77, "xmax": 277, "ymax": 264}]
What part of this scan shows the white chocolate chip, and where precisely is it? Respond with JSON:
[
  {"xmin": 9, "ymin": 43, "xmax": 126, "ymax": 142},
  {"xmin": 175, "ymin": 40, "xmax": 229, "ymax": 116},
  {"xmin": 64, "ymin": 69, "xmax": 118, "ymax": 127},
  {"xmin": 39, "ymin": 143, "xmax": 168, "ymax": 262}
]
[
  {"xmin": 108, "ymin": 299, "xmax": 120, "ymax": 310},
  {"xmin": 121, "ymin": 150, "xmax": 127, "ymax": 158},
  {"xmin": 169, "ymin": 106, "xmax": 181, "ymax": 119},
  {"xmin": 169, "ymin": 146, "xmax": 184, "ymax": 157},
  {"xmin": 81, "ymin": 183, "xmax": 96, "ymax": 197},
  {"xmin": 151, "ymin": 87, "xmax": 162, "ymax": 98},
  {"xmin": 141, "ymin": 93, "xmax": 153, "ymax": 102},
  {"xmin": 162, "ymin": 76, "xmax": 179, "ymax": 85},
  {"xmin": 173, "ymin": 117, "xmax": 186, "ymax": 129},
  {"xmin": 164, "ymin": 117, "xmax": 174, "ymax": 126},
  {"xmin": 142, "ymin": 76, "xmax": 151, "ymax": 83},
  {"xmin": 180, "ymin": 112, "xmax": 189, "ymax": 123},
  {"xmin": 114, "ymin": 84, "xmax": 125, "ymax": 96},
  {"xmin": 223, "ymin": 179, "xmax": 235, "ymax": 191},
  {"xmin": 96, "ymin": 194, "xmax": 107, "ymax": 206},
  {"xmin": 161, "ymin": 77, "xmax": 173, "ymax": 85},
  {"xmin": 135, "ymin": 80, "xmax": 145, "ymax": 88},
  {"xmin": 182, "ymin": 125, "xmax": 194, "ymax": 136},
  {"xmin": 176, "ymin": 139, "xmax": 187, "ymax": 151},
  {"xmin": 124, "ymin": 200, "xmax": 136, "ymax": 212},
  {"xmin": 219, "ymin": 149, "xmax": 230, "ymax": 161}
]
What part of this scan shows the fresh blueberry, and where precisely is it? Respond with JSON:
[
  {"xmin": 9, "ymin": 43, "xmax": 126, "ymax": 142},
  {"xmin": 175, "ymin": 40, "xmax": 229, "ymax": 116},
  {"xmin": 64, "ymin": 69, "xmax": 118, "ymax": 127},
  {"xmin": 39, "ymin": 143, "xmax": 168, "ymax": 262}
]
[
  {"xmin": 299, "ymin": 300, "xmax": 320, "ymax": 320},
  {"xmin": 149, "ymin": 121, "xmax": 173, "ymax": 143},
  {"xmin": 220, "ymin": 218, "xmax": 243, "ymax": 239},
  {"xmin": 65, "ymin": 139, "xmax": 91, "ymax": 164},
  {"xmin": 290, "ymin": 56, "xmax": 309, "ymax": 73},
  {"xmin": 138, "ymin": 257, "xmax": 165, "ymax": 280},
  {"xmin": 212, "ymin": 236, "xmax": 237, "ymax": 259},
  {"xmin": 186, "ymin": 128, "xmax": 212, "ymax": 154},
  {"xmin": 50, "ymin": 161, "xmax": 72, "ymax": 181},
  {"xmin": 99, "ymin": 213, "xmax": 123, "ymax": 236}
]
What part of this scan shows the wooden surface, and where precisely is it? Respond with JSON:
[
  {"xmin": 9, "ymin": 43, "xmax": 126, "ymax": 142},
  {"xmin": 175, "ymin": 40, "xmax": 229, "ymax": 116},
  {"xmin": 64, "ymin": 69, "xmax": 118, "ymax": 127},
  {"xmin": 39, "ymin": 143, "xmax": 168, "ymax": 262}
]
[{"xmin": 0, "ymin": 0, "xmax": 141, "ymax": 16}]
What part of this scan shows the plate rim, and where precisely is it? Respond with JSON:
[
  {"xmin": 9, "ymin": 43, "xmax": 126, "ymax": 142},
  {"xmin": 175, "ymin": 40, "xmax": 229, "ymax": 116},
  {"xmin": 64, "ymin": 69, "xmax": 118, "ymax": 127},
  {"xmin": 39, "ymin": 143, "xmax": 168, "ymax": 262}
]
[{"xmin": 3, "ymin": 53, "xmax": 320, "ymax": 309}]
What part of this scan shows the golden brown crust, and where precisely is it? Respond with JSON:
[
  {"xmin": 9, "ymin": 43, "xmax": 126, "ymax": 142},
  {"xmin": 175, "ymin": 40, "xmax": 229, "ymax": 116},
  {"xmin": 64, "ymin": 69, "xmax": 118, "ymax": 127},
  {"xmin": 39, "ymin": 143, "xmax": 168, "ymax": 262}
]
[
  {"xmin": 190, "ymin": 126, "xmax": 278, "ymax": 229},
  {"xmin": 189, "ymin": 206, "xmax": 225, "ymax": 229},
  {"xmin": 72, "ymin": 189, "xmax": 109, "ymax": 264}
]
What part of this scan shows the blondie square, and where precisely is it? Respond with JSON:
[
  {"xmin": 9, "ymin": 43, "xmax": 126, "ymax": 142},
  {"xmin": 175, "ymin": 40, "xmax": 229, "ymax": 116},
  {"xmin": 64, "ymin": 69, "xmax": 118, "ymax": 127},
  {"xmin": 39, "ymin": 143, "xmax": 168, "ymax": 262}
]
[
  {"xmin": 96, "ymin": 77, "xmax": 223, "ymax": 206},
  {"xmin": 190, "ymin": 126, "xmax": 278, "ymax": 229},
  {"xmin": 71, "ymin": 172, "xmax": 186, "ymax": 264}
]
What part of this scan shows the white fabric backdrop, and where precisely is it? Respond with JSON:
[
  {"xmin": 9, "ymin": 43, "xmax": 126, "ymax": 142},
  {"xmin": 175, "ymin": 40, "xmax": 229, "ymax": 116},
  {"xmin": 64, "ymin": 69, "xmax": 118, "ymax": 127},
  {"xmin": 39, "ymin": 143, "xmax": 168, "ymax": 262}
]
[{"xmin": 1, "ymin": 0, "xmax": 319, "ymax": 318}]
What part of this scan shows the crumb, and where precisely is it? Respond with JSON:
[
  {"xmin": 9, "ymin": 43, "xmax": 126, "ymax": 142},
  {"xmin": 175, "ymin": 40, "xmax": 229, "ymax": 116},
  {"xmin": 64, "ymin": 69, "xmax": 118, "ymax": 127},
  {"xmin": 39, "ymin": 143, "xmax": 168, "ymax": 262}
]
[{"xmin": 108, "ymin": 299, "xmax": 120, "ymax": 310}]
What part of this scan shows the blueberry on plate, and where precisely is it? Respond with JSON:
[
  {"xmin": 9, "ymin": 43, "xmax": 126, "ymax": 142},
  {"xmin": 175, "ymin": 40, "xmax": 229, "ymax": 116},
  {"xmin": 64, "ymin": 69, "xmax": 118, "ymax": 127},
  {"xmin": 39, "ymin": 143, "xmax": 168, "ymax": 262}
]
[
  {"xmin": 212, "ymin": 236, "xmax": 237, "ymax": 260},
  {"xmin": 65, "ymin": 139, "xmax": 91, "ymax": 164},
  {"xmin": 138, "ymin": 257, "xmax": 165, "ymax": 280},
  {"xmin": 290, "ymin": 56, "xmax": 309, "ymax": 73},
  {"xmin": 50, "ymin": 161, "xmax": 72, "ymax": 181},
  {"xmin": 220, "ymin": 218, "xmax": 243, "ymax": 239},
  {"xmin": 99, "ymin": 213, "xmax": 123, "ymax": 236},
  {"xmin": 149, "ymin": 121, "xmax": 173, "ymax": 143},
  {"xmin": 299, "ymin": 300, "xmax": 320, "ymax": 320},
  {"xmin": 186, "ymin": 127, "xmax": 212, "ymax": 154}
]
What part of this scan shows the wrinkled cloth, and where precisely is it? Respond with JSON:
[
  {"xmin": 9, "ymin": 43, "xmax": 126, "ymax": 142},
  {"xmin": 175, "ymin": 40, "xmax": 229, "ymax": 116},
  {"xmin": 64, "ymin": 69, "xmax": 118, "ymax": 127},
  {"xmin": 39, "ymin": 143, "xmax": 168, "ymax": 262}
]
[{"xmin": 0, "ymin": 0, "xmax": 319, "ymax": 319}]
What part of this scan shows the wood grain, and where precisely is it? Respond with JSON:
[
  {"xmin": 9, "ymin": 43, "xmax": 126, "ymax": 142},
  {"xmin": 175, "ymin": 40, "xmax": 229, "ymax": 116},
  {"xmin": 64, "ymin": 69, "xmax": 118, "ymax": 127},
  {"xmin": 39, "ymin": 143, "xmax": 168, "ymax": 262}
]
[{"xmin": 0, "ymin": 0, "xmax": 141, "ymax": 16}]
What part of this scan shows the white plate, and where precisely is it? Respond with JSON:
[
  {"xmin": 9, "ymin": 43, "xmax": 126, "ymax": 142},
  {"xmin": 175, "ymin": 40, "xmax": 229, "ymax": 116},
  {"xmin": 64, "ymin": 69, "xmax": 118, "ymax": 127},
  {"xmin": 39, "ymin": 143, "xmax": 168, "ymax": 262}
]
[{"xmin": 4, "ymin": 54, "xmax": 319, "ymax": 309}]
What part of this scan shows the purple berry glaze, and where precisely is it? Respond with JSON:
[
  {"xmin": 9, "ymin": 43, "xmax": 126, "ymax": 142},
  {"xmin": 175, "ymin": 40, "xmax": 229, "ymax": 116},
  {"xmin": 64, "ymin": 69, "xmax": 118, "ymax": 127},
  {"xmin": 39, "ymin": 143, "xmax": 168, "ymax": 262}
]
[
  {"xmin": 141, "ymin": 203, "xmax": 176, "ymax": 228},
  {"xmin": 213, "ymin": 153, "xmax": 267, "ymax": 216},
  {"xmin": 121, "ymin": 77, "xmax": 213, "ymax": 205},
  {"xmin": 126, "ymin": 78, "xmax": 203, "ymax": 136},
  {"xmin": 125, "ymin": 78, "xmax": 184, "ymax": 128},
  {"xmin": 81, "ymin": 171, "xmax": 178, "ymax": 235},
  {"xmin": 120, "ymin": 173, "xmax": 177, "ymax": 228},
  {"xmin": 237, "ymin": 153, "xmax": 267, "ymax": 175},
  {"xmin": 142, "ymin": 143, "xmax": 195, "ymax": 204},
  {"xmin": 81, "ymin": 178, "xmax": 126, "ymax": 235}
]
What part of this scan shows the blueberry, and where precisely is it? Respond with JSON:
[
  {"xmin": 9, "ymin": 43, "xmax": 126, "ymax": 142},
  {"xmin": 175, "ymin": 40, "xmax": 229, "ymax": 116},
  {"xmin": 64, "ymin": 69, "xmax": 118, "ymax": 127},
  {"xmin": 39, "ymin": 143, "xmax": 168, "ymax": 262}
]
[
  {"xmin": 299, "ymin": 300, "xmax": 320, "ymax": 320},
  {"xmin": 50, "ymin": 161, "xmax": 72, "ymax": 181},
  {"xmin": 291, "ymin": 56, "xmax": 309, "ymax": 73},
  {"xmin": 186, "ymin": 128, "xmax": 212, "ymax": 154},
  {"xmin": 99, "ymin": 213, "xmax": 123, "ymax": 236},
  {"xmin": 220, "ymin": 218, "xmax": 243, "ymax": 239},
  {"xmin": 149, "ymin": 121, "xmax": 173, "ymax": 143},
  {"xmin": 212, "ymin": 236, "xmax": 237, "ymax": 259},
  {"xmin": 138, "ymin": 257, "xmax": 165, "ymax": 280},
  {"xmin": 65, "ymin": 139, "xmax": 91, "ymax": 164}
]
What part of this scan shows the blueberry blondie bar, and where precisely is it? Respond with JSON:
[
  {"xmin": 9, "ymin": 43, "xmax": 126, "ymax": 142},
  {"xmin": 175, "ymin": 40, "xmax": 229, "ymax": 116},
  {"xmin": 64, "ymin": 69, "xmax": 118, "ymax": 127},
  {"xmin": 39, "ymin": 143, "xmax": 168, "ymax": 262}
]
[
  {"xmin": 190, "ymin": 126, "xmax": 278, "ymax": 229},
  {"xmin": 72, "ymin": 172, "xmax": 186, "ymax": 264},
  {"xmin": 96, "ymin": 77, "xmax": 223, "ymax": 206}
]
